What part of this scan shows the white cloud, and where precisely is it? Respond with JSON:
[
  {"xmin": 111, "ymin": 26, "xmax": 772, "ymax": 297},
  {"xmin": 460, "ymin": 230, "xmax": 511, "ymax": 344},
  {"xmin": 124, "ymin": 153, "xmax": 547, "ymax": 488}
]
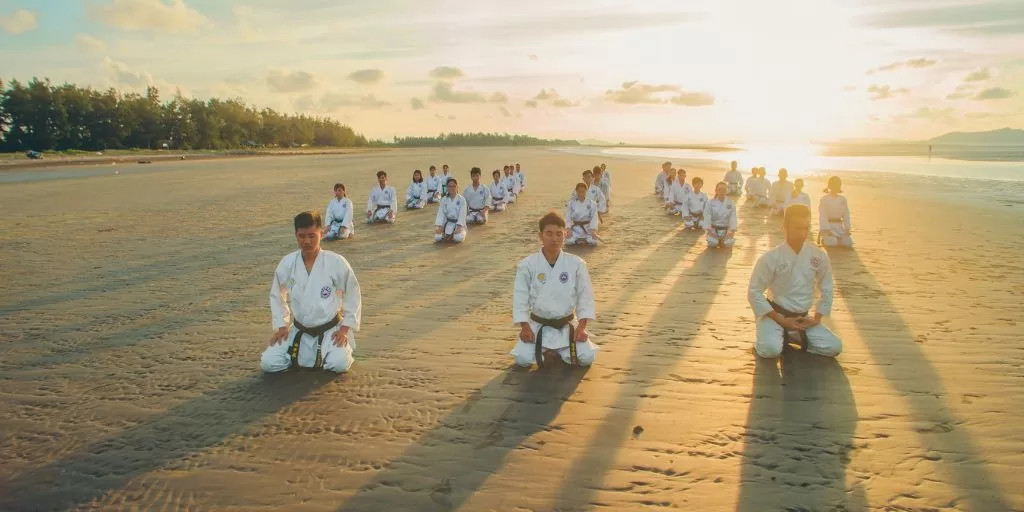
[
  {"xmin": 76, "ymin": 34, "xmax": 107, "ymax": 53},
  {"xmin": 103, "ymin": 57, "xmax": 154, "ymax": 88},
  {"xmin": 266, "ymin": 70, "xmax": 319, "ymax": 93},
  {"xmin": 0, "ymin": 8, "xmax": 38, "ymax": 34},
  {"xmin": 88, "ymin": 0, "xmax": 211, "ymax": 34}
]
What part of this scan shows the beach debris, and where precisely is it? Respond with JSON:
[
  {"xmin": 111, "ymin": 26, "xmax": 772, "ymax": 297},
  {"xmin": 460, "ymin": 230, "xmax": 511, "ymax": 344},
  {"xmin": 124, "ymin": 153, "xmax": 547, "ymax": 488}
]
[
  {"xmin": 137, "ymin": 160, "xmax": 152, "ymax": 164},
  {"xmin": 632, "ymin": 425, "xmax": 644, "ymax": 438},
  {"xmin": 25, "ymin": 150, "xmax": 42, "ymax": 159}
]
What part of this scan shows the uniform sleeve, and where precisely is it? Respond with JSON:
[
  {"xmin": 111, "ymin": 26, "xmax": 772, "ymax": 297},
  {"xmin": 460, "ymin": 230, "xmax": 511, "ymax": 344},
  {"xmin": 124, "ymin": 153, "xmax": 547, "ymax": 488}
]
[
  {"xmin": 575, "ymin": 260, "xmax": 597, "ymax": 321},
  {"xmin": 458, "ymin": 197, "xmax": 468, "ymax": 226},
  {"xmin": 512, "ymin": 260, "xmax": 532, "ymax": 325},
  {"xmin": 843, "ymin": 198, "xmax": 852, "ymax": 232},
  {"xmin": 729, "ymin": 202, "xmax": 738, "ymax": 231},
  {"xmin": 435, "ymin": 200, "xmax": 445, "ymax": 226},
  {"xmin": 589, "ymin": 201, "xmax": 600, "ymax": 230},
  {"xmin": 565, "ymin": 201, "xmax": 573, "ymax": 224},
  {"xmin": 269, "ymin": 258, "xmax": 291, "ymax": 330},
  {"xmin": 747, "ymin": 253, "xmax": 774, "ymax": 319},
  {"xmin": 815, "ymin": 252, "xmax": 834, "ymax": 317},
  {"xmin": 336, "ymin": 258, "xmax": 362, "ymax": 330},
  {"xmin": 484, "ymin": 186, "xmax": 492, "ymax": 208},
  {"xmin": 390, "ymin": 187, "xmax": 398, "ymax": 210},
  {"xmin": 701, "ymin": 200, "xmax": 712, "ymax": 230},
  {"xmin": 340, "ymin": 199, "xmax": 352, "ymax": 228},
  {"xmin": 366, "ymin": 189, "xmax": 374, "ymax": 213},
  {"xmin": 818, "ymin": 197, "xmax": 828, "ymax": 233}
]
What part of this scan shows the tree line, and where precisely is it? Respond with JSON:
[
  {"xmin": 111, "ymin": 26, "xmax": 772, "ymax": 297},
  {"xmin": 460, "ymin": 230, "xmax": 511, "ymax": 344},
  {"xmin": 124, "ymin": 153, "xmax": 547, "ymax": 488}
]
[
  {"xmin": 0, "ymin": 78, "xmax": 579, "ymax": 153},
  {"xmin": 0, "ymin": 78, "xmax": 370, "ymax": 152},
  {"xmin": 391, "ymin": 132, "xmax": 579, "ymax": 147}
]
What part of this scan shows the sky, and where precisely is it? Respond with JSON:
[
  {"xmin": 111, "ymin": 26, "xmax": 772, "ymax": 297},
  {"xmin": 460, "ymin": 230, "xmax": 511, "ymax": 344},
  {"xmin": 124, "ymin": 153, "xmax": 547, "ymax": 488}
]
[{"xmin": 1, "ymin": 0, "xmax": 1023, "ymax": 144}]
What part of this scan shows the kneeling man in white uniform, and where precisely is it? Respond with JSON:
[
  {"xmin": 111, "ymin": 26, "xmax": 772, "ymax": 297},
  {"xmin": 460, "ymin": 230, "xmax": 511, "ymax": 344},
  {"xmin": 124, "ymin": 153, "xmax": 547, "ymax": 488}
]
[
  {"xmin": 510, "ymin": 212, "xmax": 599, "ymax": 368},
  {"xmin": 747, "ymin": 204, "xmax": 842, "ymax": 359},
  {"xmin": 434, "ymin": 178, "xmax": 468, "ymax": 243},
  {"xmin": 262, "ymin": 210, "xmax": 362, "ymax": 373}
]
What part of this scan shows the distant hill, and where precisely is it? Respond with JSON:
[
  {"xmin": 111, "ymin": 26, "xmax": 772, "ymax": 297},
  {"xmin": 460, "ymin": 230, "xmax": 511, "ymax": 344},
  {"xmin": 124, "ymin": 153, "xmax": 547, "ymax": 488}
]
[{"xmin": 927, "ymin": 128, "xmax": 1024, "ymax": 145}]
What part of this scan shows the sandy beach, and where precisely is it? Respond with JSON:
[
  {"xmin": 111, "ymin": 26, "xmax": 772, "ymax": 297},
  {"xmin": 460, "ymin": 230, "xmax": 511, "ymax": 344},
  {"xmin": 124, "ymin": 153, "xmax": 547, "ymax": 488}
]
[{"xmin": 0, "ymin": 147, "xmax": 1021, "ymax": 512}]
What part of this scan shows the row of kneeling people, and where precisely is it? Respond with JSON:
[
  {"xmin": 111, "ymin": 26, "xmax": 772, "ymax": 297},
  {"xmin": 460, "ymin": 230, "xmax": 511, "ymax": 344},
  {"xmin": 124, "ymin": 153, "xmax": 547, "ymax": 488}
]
[
  {"xmin": 260, "ymin": 204, "xmax": 843, "ymax": 375},
  {"xmin": 319, "ymin": 166, "xmax": 526, "ymax": 243}
]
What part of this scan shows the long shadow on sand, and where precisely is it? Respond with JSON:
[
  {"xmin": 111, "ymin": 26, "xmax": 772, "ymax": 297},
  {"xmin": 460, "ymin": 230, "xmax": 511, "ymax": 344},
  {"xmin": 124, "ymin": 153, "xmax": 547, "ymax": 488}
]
[
  {"xmin": 0, "ymin": 372, "xmax": 337, "ymax": 512},
  {"xmin": 333, "ymin": 365, "xmax": 588, "ymax": 512},
  {"xmin": 552, "ymin": 246, "xmax": 731, "ymax": 510},
  {"xmin": 736, "ymin": 350, "xmax": 859, "ymax": 512},
  {"xmin": 831, "ymin": 249, "xmax": 1013, "ymax": 511}
]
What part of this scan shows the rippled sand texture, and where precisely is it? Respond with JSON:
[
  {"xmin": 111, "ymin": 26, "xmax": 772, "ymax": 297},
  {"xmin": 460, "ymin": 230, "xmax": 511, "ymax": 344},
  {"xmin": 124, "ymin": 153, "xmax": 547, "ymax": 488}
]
[{"xmin": 0, "ymin": 147, "xmax": 1021, "ymax": 512}]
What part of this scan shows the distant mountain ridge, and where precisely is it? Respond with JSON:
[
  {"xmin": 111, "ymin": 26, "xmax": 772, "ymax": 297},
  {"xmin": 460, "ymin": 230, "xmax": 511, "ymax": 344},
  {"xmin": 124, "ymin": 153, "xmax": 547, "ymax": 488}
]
[{"xmin": 927, "ymin": 127, "xmax": 1024, "ymax": 145}]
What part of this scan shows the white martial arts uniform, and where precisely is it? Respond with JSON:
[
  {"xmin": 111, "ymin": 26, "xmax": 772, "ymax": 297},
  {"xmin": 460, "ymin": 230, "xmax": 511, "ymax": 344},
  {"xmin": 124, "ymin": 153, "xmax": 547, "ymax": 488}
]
[
  {"xmin": 747, "ymin": 242, "xmax": 842, "ymax": 358},
  {"xmin": 261, "ymin": 249, "xmax": 362, "ymax": 373},
  {"xmin": 785, "ymin": 191, "xmax": 812, "ymax": 210},
  {"xmin": 703, "ymin": 197, "xmax": 738, "ymax": 248},
  {"xmin": 565, "ymin": 197, "xmax": 601, "ymax": 246},
  {"xmin": 503, "ymin": 174, "xmax": 521, "ymax": 204},
  {"xmin": 569, "ymin": 184, "xmax": 607, "ymax": 215},
  {"xmin": 597, "ymin": 172, "xmax": 612, "ymax": 204},
  {"xmin": 434, "ymin": 194, "xmax": 468, "ymax": 243},
  {"xmin": 463, "ymin": 183, "xmax": 491, "ymax": 224},
  {"xmin": 655, "ymin": 172, "xmax": 669, "ymax": 196},
  {"xmin": 425, "ymin": 175, "xmax": 442, "ymax": 203},
  {"xmin": 405, "ymin": 181, "xmax": 428, "ymax": 209},
  {"xmin": 510, "ymin": 250, "xmax": 599, "ymax": 366},
  {"xmin": 516, "ymin": 170, "xmax": 527, "ymax": 191},
  {"xmin": 366, "ymin": 185, "xmax": 398, "ymax": 223},
  {"xmin": 682, "ymin": 191, "xmax": 709, "ymax": 230},
  {"xmin": 724, "ymin": 170, "xmax": 745, "ymax": 196},
  {"xmin": 819, "ymin": 194, "xmax": 854, "ymax": 247},
  {"xmin": 746, "ymin": 177, "xmax": 771, "ymax": 207},
  {"xmin": 323, "ymin": 197, "xmax": 354, "ymax": 240},
  {"xmin": 488, "ymin": 181, "xmax": 508, "ymax": 212},
  {"xmin": 439, "ymin": 173, "xmax": 454, "ymax": 197},
  {"xmin": 666, "ymin": 181, "xmax": 694, "ymax": 215},
  {"xmin": 770, "ymin": 179, "xmax": 795, "ymax": 214}
]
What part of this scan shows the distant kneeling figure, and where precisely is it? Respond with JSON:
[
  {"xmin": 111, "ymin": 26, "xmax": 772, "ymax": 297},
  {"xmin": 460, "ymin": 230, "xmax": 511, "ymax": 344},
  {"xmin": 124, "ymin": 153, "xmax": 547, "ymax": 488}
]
[
  {"xmin": 262, "ymin": 211, "xmax": 362, "ymax": 373},
  {"xmin": 435, "ymin": 178, "xmax": 468, "ymax": 243}
]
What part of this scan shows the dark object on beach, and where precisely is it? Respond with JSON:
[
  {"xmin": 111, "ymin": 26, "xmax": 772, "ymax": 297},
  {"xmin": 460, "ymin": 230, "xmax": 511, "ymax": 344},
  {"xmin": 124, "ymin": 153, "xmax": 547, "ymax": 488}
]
[
  {"xmin": 137, "ymin": 160, "xmax": 152, "ymax": 164},
  {"xmin": 632, "ymin": 425, "xmax": 644, "ymax": 438},
  {"xmin": 25, "ymin": 150, "xmax": 42, "ymax": 159}
]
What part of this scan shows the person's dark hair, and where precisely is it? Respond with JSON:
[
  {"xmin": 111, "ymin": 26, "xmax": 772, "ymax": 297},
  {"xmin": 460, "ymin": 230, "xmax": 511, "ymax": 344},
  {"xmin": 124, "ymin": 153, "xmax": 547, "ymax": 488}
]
[
  {"xmin": 429, "ymin": 165, "xmax": 436, "ymax": 170},
  {"xmin": 592, "ymin": 165, "xmax": 601, "ymax": 173},
  {"xmin": 582, "ymin": 169, "xmax": 593, "ymax": 177},
  {"xmin": 538, "ymin": 211, "xmax": 566, "ymax": 232},
  {"xmin": 574, "ymin": 182, "xmax": 588, "ymax": 193},
  {"xmin": 693, "ymin": 176, "xmax": 703, "ymax": 186},
  {"xmin": 333, "ymin": 183, "xmax": 345, "ymax": 191},
  {"xmin": 825, "ymin": 176, "xmax": 843, "ymax": 193},
  {"xmin": 784, "ymin": 203, "xmax": 811, "ymax": 227},
  {"xmin": 376, "ymin": 170, "xmax": 387, "ymax": 178},
  {"xmin": 492, "ymin": 170, "xmax": 501, "ymax": 177},
  {"xmin": 447, "ymin": 177, "xmax": 458, "ymax": 186},
  {"xmin": 413, "ymin": 170, "xmax": 423, "ymax": 182},
  {"xmin": 470, "ymin": 167, "xmax": 481, "ymax": 176},
  {"xmin": 294, "ymin": 210, "xmax": 323, "ymax": 231}
]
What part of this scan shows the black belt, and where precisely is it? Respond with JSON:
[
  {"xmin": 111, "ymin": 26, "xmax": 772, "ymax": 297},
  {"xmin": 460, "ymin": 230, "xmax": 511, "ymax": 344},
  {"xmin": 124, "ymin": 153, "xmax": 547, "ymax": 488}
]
[
  {"xmin": 441, "ymin": 218, "xmax": 458, "ymax": 240},
  {"xmin": 375, "ymin": 204, "xmax": 390, "ymax": 211},
  {"xmin": 828, "ymin": 217, "xmax": 843, "ymax": 223},
  {"xmin": 572, "ymin": 220, "xmax": 591, "ymax": 234},
  {"xmin": 469, "ymin": 208, "xmax": 483, "ymax": 213},
  {"xmin": 768, "ymin": 299, "xmax": 808, "ymax": 352},
  {"xmin": 288, "ymin": 314, "xmax": 341, "ymax": 369},
  {"xmin": 427, "ymin": 188, "xmax": 437, "ymax": 193},
  {"xmin": 530, "ymin": 312, "xmax": 576, "ymax": 367},
  {"xmin": 689, "ymin": 211, "xmax": 704, "ymax": 218},
  {"xmin": 712, "ymin": 225, "xmax": 729, "ymax": 230}
]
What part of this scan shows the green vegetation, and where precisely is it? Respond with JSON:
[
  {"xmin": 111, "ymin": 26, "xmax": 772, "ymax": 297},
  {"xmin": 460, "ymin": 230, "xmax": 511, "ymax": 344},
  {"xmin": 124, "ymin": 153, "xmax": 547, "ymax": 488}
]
[
  {"xmin": 391, "ymin": 132, "xmax": 579, "ymax": 147},
  {"xmin": 0, "ymin": 78, "xmax": 370, "ymax": 152}
]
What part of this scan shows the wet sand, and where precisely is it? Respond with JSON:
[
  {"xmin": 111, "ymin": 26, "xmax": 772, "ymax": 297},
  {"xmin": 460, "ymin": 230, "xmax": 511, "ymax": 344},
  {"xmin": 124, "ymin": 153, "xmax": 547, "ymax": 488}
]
[{"xmin": 0, "ymin": 147, "xmax": 1021, "ymax": 511}]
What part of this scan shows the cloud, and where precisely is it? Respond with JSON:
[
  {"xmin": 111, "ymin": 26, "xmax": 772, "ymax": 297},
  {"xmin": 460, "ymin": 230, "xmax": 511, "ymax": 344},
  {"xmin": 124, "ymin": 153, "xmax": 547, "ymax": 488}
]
[
  {"xmin": 267, "ymin": 70, "xmax": 319, "ymax": 93},
  {"xmin": 892, "ymin": 106, "xmax": 956, "ymax": 123},
  {"xmin": 867, "ymin": 57, "xmax": 937, "ymax": 74},
  {"xmin": 429, "ymin": 82, "xmax": 506, "ymax": 104},
  {"xmin": 973, "ymin": 87, "xmax": 1014, "ymax": 100},
  {"xmin": 500, "ymin": 106, "xmax": 512, "ymax": 118},
  {"xmin": 524, "ymin": 100, "xmax": 538, "ymax": 108},
  {"xmin": 88, "ymin": 0, "xmax": 211, "ymax": 34},
  {"xmin": 857, "ymin": 2, "xmax": 1024, "ymax": 35},
  {"xmin": 867, "ymin": 84, "xmax": 909, "ymax": 100},
  {"xmin": 347, "ymin": 69, "xmax": 385, "ymax": 85},
  {"xmin": 0, "ymin": 8, "xmax": 38, "ymax": 34},
  {"xmin": 410, "ymin": 97, "xmax": 426, "ymax": 110},
  {"xmin": 103, "ymin": 57, "xmax": 154, "ymax": 88},
  {"xmin": 604, "ymin": 81, "xmax": 713, "ymax": 106},
  {"xmin": 964, "ymin": 68, "xmax": 991, "ymax": 82},
  {"xmin": 946, "ymin": 83, "xmax": 975, "ymax": 100},
  {"xmin": 528, "ymin": 88, "xmax": 581, "ymax": 108},
  {"xmin": 320, "ymin": 92, "xmax": 391, "ymax": 110},
  {"xmin": 76, "ymin": 34, "xmax": 107, "ymax": 53},
  {"xmin": 669, "ymin": 91, "xmax": 715, "ymax": 107},
  {"xmin": 428, "ymin": 66, "xmax": 464, "ymax": 81}
]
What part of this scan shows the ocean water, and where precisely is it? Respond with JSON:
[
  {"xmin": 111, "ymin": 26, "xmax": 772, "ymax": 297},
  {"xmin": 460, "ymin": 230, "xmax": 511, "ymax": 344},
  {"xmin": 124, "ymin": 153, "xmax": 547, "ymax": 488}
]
[{"xmin": 554, "ymin": 144, "xmax": 1024, "ymax": 183}]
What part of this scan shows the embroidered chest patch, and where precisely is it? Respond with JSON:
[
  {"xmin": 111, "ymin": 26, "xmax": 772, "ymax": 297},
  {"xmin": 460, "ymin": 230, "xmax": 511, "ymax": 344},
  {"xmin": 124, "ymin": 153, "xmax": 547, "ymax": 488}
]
[
  {"xmin": 559, "ymin": 271, "xmax": 569, "ymax": 283},
  {"xmin": 538, "ymin": 273, "xmax": 547, "ymax": 283},
  {"xmin": 810, "ymin": 256, "xmax": 821, "ymax": 270},
  {"xmin": 320, "ymin": 285, "xmax": 333, "ymax": 299}
]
